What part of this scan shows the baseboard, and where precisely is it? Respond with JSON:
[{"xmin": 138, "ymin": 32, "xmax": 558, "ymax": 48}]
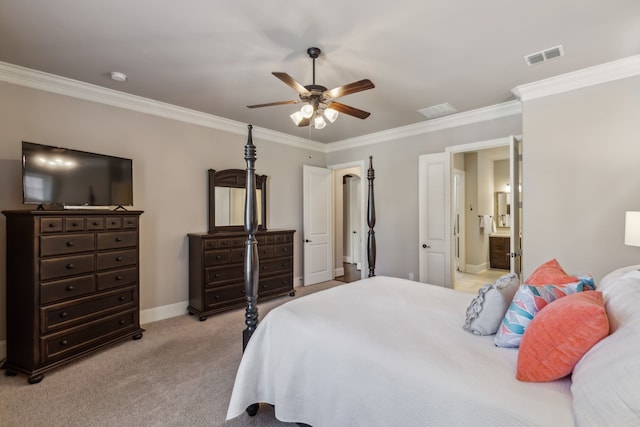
[
  {"xmin": 140, "ymin": 301, "xmax": 189, "ymax": 325},
  {"xmin": 334, "ymin": 267, "xmax": 345, "ymax": 277},
  {"xmin": 465, "ymin": 263, "xmax": 487, "ymax": 274}
]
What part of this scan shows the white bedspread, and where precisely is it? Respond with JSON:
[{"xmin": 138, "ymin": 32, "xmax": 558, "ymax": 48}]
[{"xmin": 227, "ymin": 276, "xmax": 574, "ymax": 427}]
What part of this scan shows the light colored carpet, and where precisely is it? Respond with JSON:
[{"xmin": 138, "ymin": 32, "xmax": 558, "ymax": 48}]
[{"xmin": 0, "ymin": 280, "xmax": 343, "ymax": 427}]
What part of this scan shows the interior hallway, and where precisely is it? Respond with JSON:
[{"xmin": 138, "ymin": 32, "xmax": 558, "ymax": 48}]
[{"xmin": 454, "ymin": 269, "xmax": 509, "ymax": 294}]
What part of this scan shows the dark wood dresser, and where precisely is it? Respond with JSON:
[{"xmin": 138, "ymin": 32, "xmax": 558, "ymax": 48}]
[
  {"xmin": 188, "ymin": 230, "xmax": 295, "ymax": 320},
  {"xmin": 1, "ymin": 210, "xmax": 144, "ymax": 384}
]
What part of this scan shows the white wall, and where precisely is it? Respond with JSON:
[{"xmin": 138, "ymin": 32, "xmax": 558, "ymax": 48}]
[{"xmin": 522, "ymin": 75, "xmax": 640, "ymax": 281}]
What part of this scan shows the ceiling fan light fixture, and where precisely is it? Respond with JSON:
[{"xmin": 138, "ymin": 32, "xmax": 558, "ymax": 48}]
[
  {"xmin": 301, "ymin": 104, "xmax": 315, "ymax": 119},
  {"xmin": 290, "ymin": 111, "xmax": 304, "ymax": 125},
  {"xmin": 313, "ymin": 115, "xmax": 326, "ymax": 129},
  {"xmin": 324, "ymin": 108, "xmax": 339, "ymax": 123}
]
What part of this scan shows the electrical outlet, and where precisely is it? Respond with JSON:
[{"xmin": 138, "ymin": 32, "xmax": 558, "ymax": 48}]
[{"xmin": 408, "ymin": 272, "xmax": 414, "ymax": 280}]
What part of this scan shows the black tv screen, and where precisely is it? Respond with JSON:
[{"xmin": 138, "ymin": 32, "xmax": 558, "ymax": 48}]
[{"xmin": 22, "ymin": 141, "xmax": 133, "ymax": 207}]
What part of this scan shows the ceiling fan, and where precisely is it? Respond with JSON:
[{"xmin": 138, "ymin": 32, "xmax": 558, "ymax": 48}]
[{"xmin": 247, "ymin": 47, "xmax": 375, "ymax": 129}]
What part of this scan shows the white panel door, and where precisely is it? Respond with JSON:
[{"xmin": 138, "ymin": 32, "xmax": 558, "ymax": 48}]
[
  {"xmin": 303, "ymin": 165, "xmax": 333, "ymax": 285},
  {"xmin": 418, "ymin": 153, "xmax": 451, "ymax": 287}
]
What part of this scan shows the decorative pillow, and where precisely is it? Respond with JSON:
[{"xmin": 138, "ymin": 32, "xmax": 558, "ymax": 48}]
[
  {"xmin": 516, "ymin": 291, "xmax": 608, "ymax": 382},
  {"xmin": 524, "ymin": 258, "xmax": 579, "ymax": 285},
  {"xmin": 463, "ymin": 273, "xmax": 519, "ymax": 335},
  {"xmin": 572, "ymin": 268, "xmax": 640, "ymax": 426},
  {"xmin": 494, "ymin": 281, "xmax": 587, "ymax": 348}
]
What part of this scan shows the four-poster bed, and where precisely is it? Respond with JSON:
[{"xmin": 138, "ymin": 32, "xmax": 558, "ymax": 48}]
[{"xmin": 229, "ymin": 125, "xmax": 640, "ymax": 426}]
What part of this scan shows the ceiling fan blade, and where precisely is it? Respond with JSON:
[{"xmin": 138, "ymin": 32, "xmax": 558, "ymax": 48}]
[
  {"xmin": 272, "ymin": 72, "xmax": 311, "ymax": 96},
  {"xmin": 324, "ymin": 79, "xmax": 375, "ymax": 99},
  {"xmin": 328, "ymin": 101, "xmax": 371, "ymax": 119},
  {"xmin": 247, "ymin": 100, "xmax": 299, "ymax": 108}
]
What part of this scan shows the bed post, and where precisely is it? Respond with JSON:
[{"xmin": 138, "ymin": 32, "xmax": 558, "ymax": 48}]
[
  {"xmin": 367, "ymin": 155, "xmax": 376, "ymax": 277},
  {"xmin": 243, "ymin": 124, "xmax": 259, "ymax": 352}
]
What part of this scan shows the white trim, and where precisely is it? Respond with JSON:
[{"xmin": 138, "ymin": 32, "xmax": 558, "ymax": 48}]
[
  {"xmin": 335, "ymin": 266, "xmax": 345, "ymax": 277},
  {"xmin": 326, "ymin": 101, "xmax": 522, "ymax": 152},
  {"xmin": 0, "ymin": 61, "xmax": 325, "ymax": 152},
  {"xmin": 465, "ymin": 263, "xmax": 487, "ymax": 274},
  {"xmin": 512, "ymin": 54, "xmax": 640, "ymax": 101},
  {"xmin": 140, "ymin": 301, "xmax": 188, "ymax": 325}
]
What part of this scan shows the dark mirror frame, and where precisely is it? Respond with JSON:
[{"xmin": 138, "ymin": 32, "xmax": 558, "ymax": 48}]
[{"xmin": 208, "ymin": 169, "xmax": 267, "ymax": 232}]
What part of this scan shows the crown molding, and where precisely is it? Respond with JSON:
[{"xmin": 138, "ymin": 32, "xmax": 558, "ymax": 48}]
[
  {"xmin": 0, "ymin": 61, "xmax": 324, "ymax": 152},
  {"xmin": 512, "ymin": 55, "xmax": 640, "ymax": 101},
  {"xmin": 326, "ymin": 100, "xmax": 522, "ymax": 153}
]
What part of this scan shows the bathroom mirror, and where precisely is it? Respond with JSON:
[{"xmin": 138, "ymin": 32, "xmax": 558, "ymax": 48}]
[
  {"xmin": 208, "ymin": 169, "xmax": 267, "ymax": 232},
  {"xmin": 495, "ymin": 192, "xmax": 511, "ymax": 228}
]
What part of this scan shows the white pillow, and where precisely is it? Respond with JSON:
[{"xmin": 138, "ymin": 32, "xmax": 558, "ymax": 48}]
[
  {"xmin": 463, "ymin": 273, "xmax": 519, "ymax": 336},
  {"xmin": 571, "ymin": 267, "xmax": 640, "ymax": 426}
]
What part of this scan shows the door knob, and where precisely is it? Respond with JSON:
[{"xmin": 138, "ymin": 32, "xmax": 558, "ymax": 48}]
[
  {"xmin": 422, "ymin": 243, "xmax": 430, "ymax": 248},
  {"xmin": 305, "ymin": 239, "xmax": 312, "ymax": 243}
]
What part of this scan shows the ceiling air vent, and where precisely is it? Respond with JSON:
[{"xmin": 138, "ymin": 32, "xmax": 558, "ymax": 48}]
[
  {"xmin": 418, "ymin": 102, "xmax": 458, "ymax": 119},
  {"xmin": 524, "ymin": 45, "xmax": 564, "ymax": 66}
]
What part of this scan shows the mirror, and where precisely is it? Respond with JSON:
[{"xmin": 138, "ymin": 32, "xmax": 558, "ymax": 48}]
[
  {"xmin": 495, "ymin": 192, "xmax": 511, "ymax": 228},
  {"xmin": 208, "ymin": 169, "xmax": 267, "ymax": 232}
]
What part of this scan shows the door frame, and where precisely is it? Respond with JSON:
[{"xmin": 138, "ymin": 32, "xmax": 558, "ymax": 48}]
[
  {"xmin": 445, "ymin": 135, "xmax": 522, "ymax": 283},
  {"xmin": 329, "ymin": 160, "xmax": 368, "ymax": 281}
]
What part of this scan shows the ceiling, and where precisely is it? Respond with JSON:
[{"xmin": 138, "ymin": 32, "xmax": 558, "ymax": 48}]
[{"xmin": 1, "ymin": 1, "xmax": 639, "ymax": 144}]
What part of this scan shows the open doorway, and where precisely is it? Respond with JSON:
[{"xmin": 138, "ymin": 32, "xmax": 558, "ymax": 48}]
[
  {"xmin": 330, "ymin": 161, "xmax": 367, "ymax": 283},
  {"xmin": 419, "ymin": 136, "xmax": 522, "ymax": 291}
]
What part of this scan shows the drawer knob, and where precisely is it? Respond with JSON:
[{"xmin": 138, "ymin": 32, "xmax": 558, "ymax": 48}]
[
  {"xmin": 72, "ymin": 222, "xmax": 78, "ymax": 227},
  {"xmin": 119, "ymin": 319, "xmax": 126, "ymax": 325},
  {"xmin": 66, "ymin": 285, "xmax": 75, "ymax": 291},
  {"xmin": 115, "ymin": 275, "xmax": 123, "ymax": 281},
  {"xmin": 111, "ymin": 221, "xmax": 117, "ymax": 225},
  {"xmin": 66, "ymin": 263, "xmax": 74, "ymax": 269},
  {"xmin": 282, "ymin": 248, "xmax": 288, "ymax": 252},
  {"xmin": 115, "ymin": 237, "xmax": 122, "ymax": 242},
  {"xmin": 61, "ymin": 340, "xmax": 68, "ymax": 346},
  {"xmin": 214, "ymin": 273, "xmax": 220, "ymax": 278},
  {"xmin": 116, "ymin": 256, "xmax": 123, "ymax": 261},
  {"xmin": 48, "ymin": 223, "xmax": 55, "ymax": 228},
  {"xmin": 66, "ymin": 241, "xmax": 75, "ymax": 247},
  {"xmin": 93, "ymin": 221, "xmax": 99, "ymax": 226},
  {"xmin": 119, "ymin": 296, "xmax": 126, "ymax": 301},
  {"xmin": 216, "ymin": 255, "xmax": 221, "ymax": 260},
  {"xmin": 215, "ymin": 295, "xmax": 220, "ymax": 300},
  {"xmin": 60, "ymin": 312, "xmax": 68, "ymax": 318}
]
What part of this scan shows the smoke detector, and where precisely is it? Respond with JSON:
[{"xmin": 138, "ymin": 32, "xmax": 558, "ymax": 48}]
[
  {"xmin": 524, "ymin": 45, "xmax": 565, "ymax": 66},
  {"xmin": 418, "ymin": 102, "xmax": 458, "ymax": 119},
  {"xmin": 110, "ymin": 71, "xmax": 127, "ymax": 82}
]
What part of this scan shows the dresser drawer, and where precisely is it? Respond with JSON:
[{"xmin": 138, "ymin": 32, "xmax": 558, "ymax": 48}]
[
  {"xmin": 205, "ymin": 283, "xmax": 245, "ymax": 308},
  {"xmin": 97, "ymin": 231, "xmax": 137, "ymax": 250},
  {"xmin": 41, "ymin": 254, "xmax": 95, "ymax": 281},
  {"xmin": 230, "ymin": 248, "xmax": 245, "ymax": 263},
  {"xmin": 106, "ymin": 217, "xmax": 123, "ymax": 229},
  {"xmin": 97, "ymin": 249, "xmax": 137, "ymax": 270},
  {"xmin": 275, "ymin": 233, "xmax": 293, "ymax": 244},
  {"xmin": 260, "ymin": 258, "xmax": 292, "ymax": 276},
  {"xmin": 259, "ymin": 274, "xmax": 293, "ymax": 295},
  {"xmin": 41, "ymin": 275, "xmax": 96, "ymax": 305},
  {"xmin": 87, "ymin": 217, "xmax": 105, "ymax": 230},
  {"xmin": 205, "ymin": 265, "xmax": 243, "ymax": 286},
  {"xmin": 41, "ymin": 217, "xmax": 63, "ymax": 233},
  {"xmin": 123, "ymin": 216, "xmax": 138, "ymax": 229},
  {"xmin": 204, "ymin": 249, "xmax": 230, "ymax": 266},
  {"xmin": 41, "ymin": 287, "xmax": 136, "ymax": 333},
  {"xmin": 275, "ymin": 243, "xmax": 293, "ymax": 258},
  {"xmin": 97, "ymin": 267, "xmax": 138, "ymax": 291},
  {"xmin": 41, "ymin": 309, "xmax": 137, "ymax": 364},
  {"xmin": 258, "ymin": 245, "xmax": 275, "ymax": 258},
  {"xmin": 41, "ymin": 234, "xmax": 95, "ymax": 256},
  {"xmin": 64, "ymin": 217, "xmax": 85, "ymax": 232}
]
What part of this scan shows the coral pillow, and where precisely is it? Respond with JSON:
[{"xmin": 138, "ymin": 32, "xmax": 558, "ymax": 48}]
[
  {"xmin": 516, "ymin": 291, "xmax": 609, "ymax": 382},
  {"xmin": 525, "ymin": 258, "xmax": 579, "ymax": 285}
]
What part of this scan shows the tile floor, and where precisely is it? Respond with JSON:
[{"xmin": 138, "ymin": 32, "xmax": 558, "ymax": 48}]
[{"xmin": 453, "ymin": 269, "xmax": 509, "ymax": 294}]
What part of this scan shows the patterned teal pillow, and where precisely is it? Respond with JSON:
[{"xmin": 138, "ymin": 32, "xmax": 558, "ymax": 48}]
[{"xmin": 494, "ymin": 281, "xmax": 588, "ymax": 348}]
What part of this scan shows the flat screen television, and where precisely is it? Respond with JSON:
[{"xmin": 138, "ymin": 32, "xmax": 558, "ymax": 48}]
[{"xmin": 22, "ymin": 141, "xmax": 133, "ymax": 207}]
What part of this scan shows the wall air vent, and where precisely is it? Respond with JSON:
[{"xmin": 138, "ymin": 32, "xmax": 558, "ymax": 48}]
[
  {"xmin": 524, "ymin": 45, "xmax": 565, "ymax": 66},
  {"xmin": 418, "ymin": 102, "xmax": 458, "ymax": 119}
]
